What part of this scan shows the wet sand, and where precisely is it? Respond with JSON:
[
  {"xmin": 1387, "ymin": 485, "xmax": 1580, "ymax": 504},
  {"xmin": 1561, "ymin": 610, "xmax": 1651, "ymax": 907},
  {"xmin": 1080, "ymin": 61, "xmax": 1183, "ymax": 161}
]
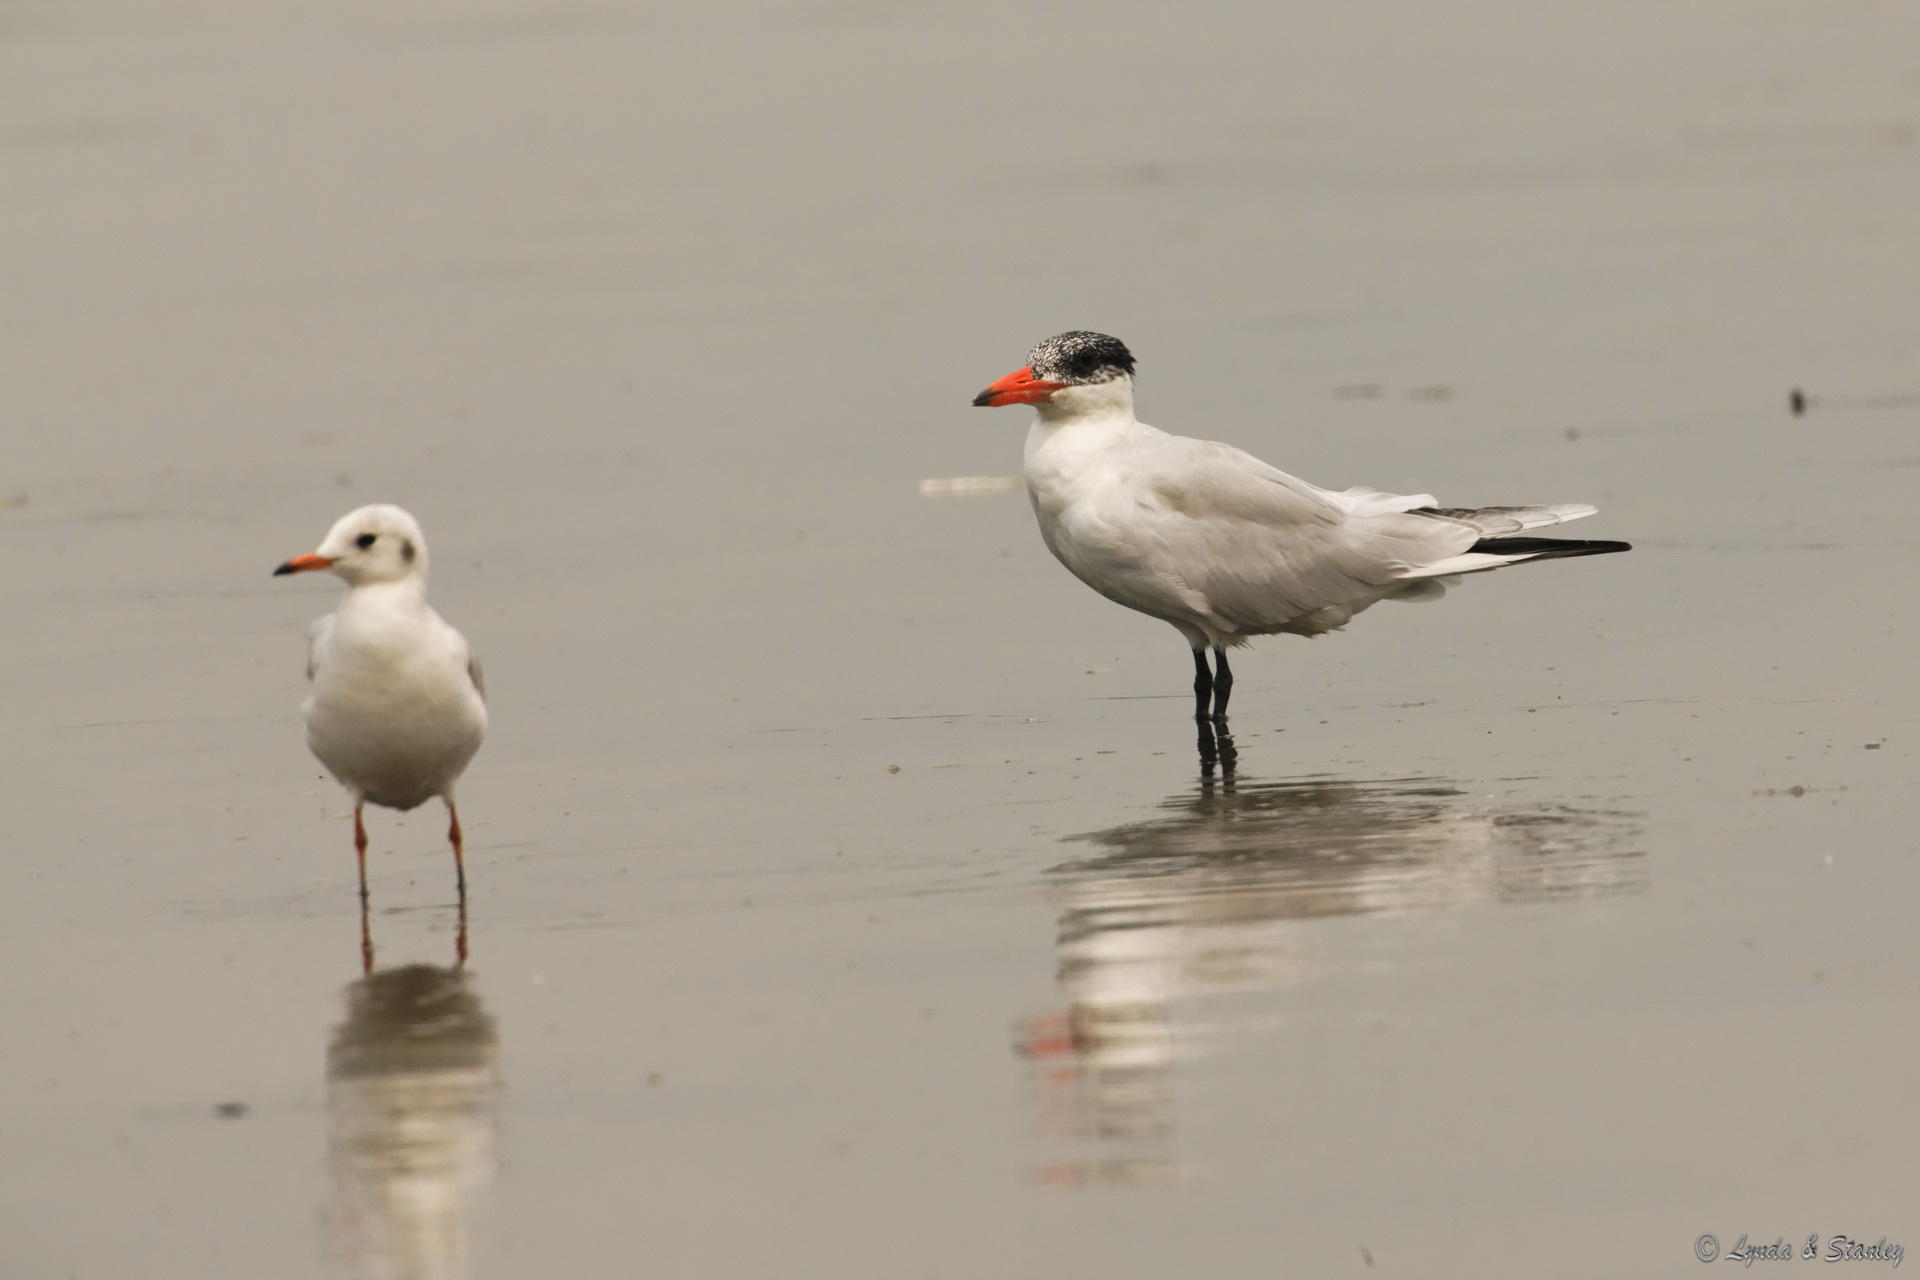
[{"xmin": 4, "ymin": 1, "xmax": 1918, "ymax": 1276}]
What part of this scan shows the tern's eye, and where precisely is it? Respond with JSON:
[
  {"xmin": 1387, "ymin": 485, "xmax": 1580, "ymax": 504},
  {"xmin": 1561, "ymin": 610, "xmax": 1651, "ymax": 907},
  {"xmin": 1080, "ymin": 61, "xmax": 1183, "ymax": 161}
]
[{"xmin": 355, "ymin": 533, "xmax": 377, "ymax": 550}]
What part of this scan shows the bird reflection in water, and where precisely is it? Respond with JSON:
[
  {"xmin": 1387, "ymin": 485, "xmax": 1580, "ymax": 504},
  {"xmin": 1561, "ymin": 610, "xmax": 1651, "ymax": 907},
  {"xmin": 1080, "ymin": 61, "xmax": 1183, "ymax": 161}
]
[
  {"xmin": 359, "ymin": 894, "xmax": 468, "ymax": 976},
  {"xmin": 326, "ymin": 962, "xmax": 499, "ymax": 1280},
  {"xmin": 1017, "ymin": 756, "xmax": 1645, "ymax": 1187}
]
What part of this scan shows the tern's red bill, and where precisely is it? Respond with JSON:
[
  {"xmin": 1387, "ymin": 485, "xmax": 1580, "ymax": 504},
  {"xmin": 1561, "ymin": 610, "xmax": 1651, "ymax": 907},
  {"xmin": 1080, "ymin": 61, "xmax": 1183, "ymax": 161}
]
[{"xmin": 972, "ymin": 365, "xmax": 1067, "ymax": 408}]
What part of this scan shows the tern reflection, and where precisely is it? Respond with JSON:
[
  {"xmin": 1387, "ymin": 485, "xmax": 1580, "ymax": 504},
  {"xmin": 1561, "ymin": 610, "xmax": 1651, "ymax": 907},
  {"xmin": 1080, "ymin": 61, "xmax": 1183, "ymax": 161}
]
[
  {"xmin": 326, "ymin": 964, "xmax": 500, "ymax": 1280},
  {"xmin": 1018, "ymin": 770, "xmax": 1645, "ymax": 1186}
]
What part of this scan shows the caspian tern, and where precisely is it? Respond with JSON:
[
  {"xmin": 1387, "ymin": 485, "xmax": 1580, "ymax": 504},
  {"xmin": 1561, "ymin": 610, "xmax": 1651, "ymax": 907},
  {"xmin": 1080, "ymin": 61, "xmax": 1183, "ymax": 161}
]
[
  {"xmin": 274, "ymin": 505, "xmax": 487, "ymax": 903},
  {"xmin": 972, "ymin": 331, "xmax": 1630, "ymax": 722}
]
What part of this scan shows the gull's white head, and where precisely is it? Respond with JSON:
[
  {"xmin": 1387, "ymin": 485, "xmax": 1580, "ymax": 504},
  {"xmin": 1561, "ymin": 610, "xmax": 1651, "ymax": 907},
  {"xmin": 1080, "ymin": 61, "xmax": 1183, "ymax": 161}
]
[
  {"xmin": 971, "ymin": 330, "xmax": 1138, "ymax": 422},
  {"xmin": 273, "ymin": 504, "xmax": 431, "ymax": 588}
]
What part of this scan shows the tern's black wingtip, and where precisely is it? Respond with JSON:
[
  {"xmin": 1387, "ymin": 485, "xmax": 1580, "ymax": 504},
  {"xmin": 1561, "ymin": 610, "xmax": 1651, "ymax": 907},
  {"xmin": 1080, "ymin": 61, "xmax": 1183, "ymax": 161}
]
[{"xmin": 1469, "ymin": 536, "xmax": 1633, "ymax": 561}]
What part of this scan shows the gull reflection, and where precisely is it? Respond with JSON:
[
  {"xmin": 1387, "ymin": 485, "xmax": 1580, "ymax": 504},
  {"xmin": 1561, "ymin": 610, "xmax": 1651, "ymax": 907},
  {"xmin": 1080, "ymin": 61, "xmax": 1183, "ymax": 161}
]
[
  {"xmin": 359, "ymin": 896, "xmax": 468, "ymax": 975},
  {"xmin": 1018, "ymin": 770, "xmax": 1646, "ymax": 1186},
  {"xmin": 326, "ymin": 964, "xmax": 500, "ymax": 1280}
]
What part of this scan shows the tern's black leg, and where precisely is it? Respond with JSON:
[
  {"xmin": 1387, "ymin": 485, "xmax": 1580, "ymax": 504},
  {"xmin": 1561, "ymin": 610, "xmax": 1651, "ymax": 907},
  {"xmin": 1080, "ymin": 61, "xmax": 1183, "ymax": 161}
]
[
  {"xmin": 1191, "ymin": 647, "xmax": 1213, "ymax": 721},
  {"xmin": 1197, "ymin": 716, "xmax": 1239, "ymax": 786},
  {"xmin": 1210, "ymin": 646, "xmax": 1233, "ymax": 722}
]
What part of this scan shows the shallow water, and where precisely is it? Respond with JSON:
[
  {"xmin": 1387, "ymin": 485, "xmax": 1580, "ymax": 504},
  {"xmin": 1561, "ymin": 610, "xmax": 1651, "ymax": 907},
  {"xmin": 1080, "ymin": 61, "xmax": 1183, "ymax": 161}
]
[{"xmin": 4, "ymin": 1, "xmax": 1919, "ymax": 1276}]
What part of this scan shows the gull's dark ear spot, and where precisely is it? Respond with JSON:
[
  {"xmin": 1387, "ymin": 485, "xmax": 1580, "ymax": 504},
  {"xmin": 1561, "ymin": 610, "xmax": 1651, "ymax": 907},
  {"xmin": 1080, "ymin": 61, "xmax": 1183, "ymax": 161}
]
[{"xmin": 400, "ymin": 538, "xmax": 416, "ymax": 564}]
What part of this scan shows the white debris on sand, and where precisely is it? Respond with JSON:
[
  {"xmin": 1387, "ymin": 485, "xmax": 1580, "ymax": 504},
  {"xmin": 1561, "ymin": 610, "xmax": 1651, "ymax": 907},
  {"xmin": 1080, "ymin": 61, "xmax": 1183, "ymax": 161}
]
[{"xmin": 918, "ymin": 475, "xmax": 1023, "ymax": 498}]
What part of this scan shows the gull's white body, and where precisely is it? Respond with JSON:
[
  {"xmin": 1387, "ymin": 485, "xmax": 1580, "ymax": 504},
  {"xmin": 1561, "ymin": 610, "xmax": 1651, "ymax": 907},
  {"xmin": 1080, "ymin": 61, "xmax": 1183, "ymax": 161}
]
[
  {"xmin": 305, "ymin": 587, "xmax": 486, "ymax": 811},
  {"xmin": 1021, "ymin": 378, "xmax": 1603, "ymax": 649}
]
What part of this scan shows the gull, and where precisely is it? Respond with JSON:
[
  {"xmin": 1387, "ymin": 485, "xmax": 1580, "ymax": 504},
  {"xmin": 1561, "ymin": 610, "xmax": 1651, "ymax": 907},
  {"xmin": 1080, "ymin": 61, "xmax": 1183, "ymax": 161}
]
[
  {"xmin": 274, "ymin": 505, "xmax": 487, "ymax": 902},
  {"xmin": 972, "ymin": 331, "xmax": 1630, "ymax": 722}
]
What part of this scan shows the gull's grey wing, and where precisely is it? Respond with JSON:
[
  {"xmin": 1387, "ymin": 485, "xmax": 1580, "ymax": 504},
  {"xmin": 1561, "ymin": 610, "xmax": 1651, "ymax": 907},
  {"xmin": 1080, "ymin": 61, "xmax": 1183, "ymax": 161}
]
[
  {"xmin": 305, "ymin": 613, "xmax": 335, "ymax": 683},
  {"xmin": 467, "ymin": 653, "xmax": 486, "ymax": 702}
]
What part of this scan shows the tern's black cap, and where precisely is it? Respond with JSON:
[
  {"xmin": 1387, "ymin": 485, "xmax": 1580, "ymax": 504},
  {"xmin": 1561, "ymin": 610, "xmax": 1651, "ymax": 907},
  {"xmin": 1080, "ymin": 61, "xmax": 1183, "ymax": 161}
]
[{"xmin": 1028, "ymin": 331, "xmax": 1136, "ymax": 384}]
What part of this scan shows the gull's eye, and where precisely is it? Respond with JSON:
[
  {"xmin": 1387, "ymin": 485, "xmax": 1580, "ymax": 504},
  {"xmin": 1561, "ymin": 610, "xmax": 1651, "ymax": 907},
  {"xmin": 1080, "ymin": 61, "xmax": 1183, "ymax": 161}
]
[{"xmin": 355, "ymin": 533, "xmax": 378, "ymax": 550}]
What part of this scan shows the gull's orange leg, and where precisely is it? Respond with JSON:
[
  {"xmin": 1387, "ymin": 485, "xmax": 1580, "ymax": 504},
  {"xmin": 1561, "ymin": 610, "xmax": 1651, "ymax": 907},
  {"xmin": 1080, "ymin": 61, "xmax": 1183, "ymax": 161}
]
[
  {"xmin": 447, "ymin": 801, "xmax": 467, "ymax": 899},
  {"xmin": 353, "ymin": 803, "xmax": 370, "ymax": 904}
]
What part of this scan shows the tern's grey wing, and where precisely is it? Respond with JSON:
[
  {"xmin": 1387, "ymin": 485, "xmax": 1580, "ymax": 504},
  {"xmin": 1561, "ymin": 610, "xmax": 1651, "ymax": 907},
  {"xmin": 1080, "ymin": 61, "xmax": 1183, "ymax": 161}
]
[
  {"xmin": 1137, "ymin": 439, "xmax": 1476, "ymax": 632},
  {"xmin": 1408, "ymin": 502, "xmax": 1598, "ymax": 536}
]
